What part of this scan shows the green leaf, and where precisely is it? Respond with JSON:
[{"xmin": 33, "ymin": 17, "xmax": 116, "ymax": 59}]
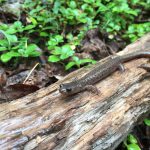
[
  {"xmin": 76, "ymin": 14, "xmax": 87, "ymax": 23},
  {"xmin": 0, "ymin": 30, "xmax": 11, "ymax": 46},
  {"xmin": 131, "ymin": 0, "xmax": 139, "ymax": 4},
  {"xmin": 18, "ymin": 49, "xmax": 26, "ymax": 56},
  {"xmin": 40, "ymin": 32, "xmax": 49, "ymax": 37},
  {"xmin": 0, "ymin": 30, "xmax": 17, "ymax": 46},
  {"xmin": 65, "ymin": 61, "xmax": 76, "ymax": 70},
  {"xmin": 72, "ymin": 9, "xmax": 79, "ymax": 16},
  {"xmin": 127, "ymin": 144, "xmax": 141, "ymax": 150},
  {"xmin": 1, "ymin": 52, "xmax": 20, "ymax": 62},
  {"xmin": 0, "ymin": 24, "xmax": 8, "ymax": 30},
  {"xmin": 24, "ymin": 25, "xmax": 36, "ymax": 30},
  {"xmin": 48, "ymin": 45, "xmax": 56, "ymax": 50},
  {"xmin": 81, "ymin": 4, "xmax": 88, "ymax": 10},
  {"xmin": 13, "ymin": 21, "xmax": 24, "ymax": 32},
  {"xmin": 0, "ymin": 47, "xmax": 7, "ymax": 51},
  {"xmin": 27, "ymin": 44, "xmax": 37, "ymax": 51},
  {"xmin": 0, "ymin": 39, "xmax": 8, "ymax": 47},
  {"xmin": 69, "ymin": 1, "xmax": 77, "ymax": 9},
  {"xmin": 97, "ymin": 3, "xmax": 108, "ymax": 12},
  {"xmin": 61, "ymin": 45, "xmax": 73, "ymax": 54},
  {"xmin": 37, "ymin": 16, "xmax": 45, "ymax": 21},
  {"xmin": 14, "ymin": 21, "xmax": 22, "ymax": 27},
  {"xmin": 29, "ymin": 17, "xmax": 37, "ymax": 25},
  {"xmin": 6, "ymin": 34, "xmax": 18, "ymax": 43},
  {"xmin": 127, "ymin": 10, "xmax": 138, "ymax": 16},
  {"xmin": 79, "ymin": 58, "xmax": 96, "ymax": 64},
  {"xmin": 6, "ymin": 28, "xmax": 17, "ymax": 34},
  {"xmin": 128, "ymin": 26, "xmax": 135, "ymax": 33},
  {"xmin": 72, "ymin": 56, "xmax": 80, "ymax": 62},
  {"xmin": 83, "ymin": 0, "xmax": 95, "ymax": 4},
  {"xmin": 54, "ymin": 35, "xmax": 64, "ymax": 43},
  {"xmin": 66, "ymin": 33, "xmax": 73, "ymax": 41},
  {"xmin": 47, "ymin": 35, "xmax": 63, "ymax": 48},
  {"xmin": 48, "ymin": 55, "xmax": 60, "ymax": 62},
  {"xmin": 53, "ymin": 1, "xmax": 61, "ymax": 14},
  {"xmin": 127, "ymin": 134, "xmax": 138, "ymax": 144},
  {"xmin": 51, "ymin": 47, "xmax": 61, "ymax": 55},
  {"xmin": 60, "ymin": 54, "xmax": 69, "ymax": 60},
  {"xmin": 48, "ymin": 40, "xmax": 57, "ymax": 47},
  {"xmin": 25, "ymin": 44, "xmax": 40, "ymax": 57},
  {"xmin": 144, "ymin": 119, "xmax": 150, "ymax": 126},
  {"xmin": 60, "ymin": 44, "xmax": 74, "ymax": 60}
]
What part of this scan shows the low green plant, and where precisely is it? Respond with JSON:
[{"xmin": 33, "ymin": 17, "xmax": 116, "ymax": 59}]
[
  {"xmin": 124, "ymin": 134, "xmax": 141, "ymax": 150},
  {"xmin": 0, "ymin": 21, "xmax": 40, "ymax": 62},
  {"xmin": 47, "ymin": 34, "xmax": 96, "ymax": 70},
  {"xmin": 22, "ymin": 0, "xmax": 150, "ymax": 69},
  {"xmin": 124, "ymin": 23, "xmax": 150, "ymax": 42},
  {"xmin": 65, "ymin": 56, "xmax": 96, "ymax": 70},
  {"xmin": 0, "ymin": 0, "xmax": 149, "ymax": 69}
]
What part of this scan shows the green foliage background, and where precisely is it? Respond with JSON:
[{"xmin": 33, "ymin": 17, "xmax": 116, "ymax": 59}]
[{"xmin": 0, "ymin": 0, "xmax": 150, "ymax": 69}]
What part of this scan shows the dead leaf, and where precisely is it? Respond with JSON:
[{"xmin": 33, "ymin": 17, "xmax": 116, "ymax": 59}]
[{"xmin": 0, "ymin": 84, "xmax": 39, "ymax": 102}]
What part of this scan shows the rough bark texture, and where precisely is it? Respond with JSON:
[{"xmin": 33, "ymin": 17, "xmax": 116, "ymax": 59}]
[{"xmin": 0, "ymin": 33, "xmax": 150, "ymax": 150}]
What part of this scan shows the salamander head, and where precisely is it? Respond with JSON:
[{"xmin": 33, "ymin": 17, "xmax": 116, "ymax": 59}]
[{"xmin": 59, "ymin": 83, "xmax": 81, "ymax": 95}]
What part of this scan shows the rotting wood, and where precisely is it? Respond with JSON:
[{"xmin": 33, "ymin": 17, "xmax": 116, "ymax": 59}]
[{"xmin": 0, "ymin": 33, "xmax": 150, "ymax": 150}]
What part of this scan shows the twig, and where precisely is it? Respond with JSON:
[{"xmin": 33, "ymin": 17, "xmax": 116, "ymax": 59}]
[{"xmin": 23, "ymin": 63, "xmax": 39, "ymax": 84}]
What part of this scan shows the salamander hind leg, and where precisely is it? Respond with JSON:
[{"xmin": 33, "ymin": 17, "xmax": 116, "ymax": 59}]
[
  {"xmin": 138, "ymin": 63, "xmax": 150, "ymax": 78},
  {"xmin": 138, "ymin": 64, "xmax": 150, "ymax": 72},
  {"xmin": 84, "ymin": 85, "xmax": 101, "ymax": 95}
]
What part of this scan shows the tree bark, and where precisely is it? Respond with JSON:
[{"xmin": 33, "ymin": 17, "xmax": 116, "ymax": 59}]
[{"xmin": 0, "ymin": 33, "xmax": 150, "ymax": 150}]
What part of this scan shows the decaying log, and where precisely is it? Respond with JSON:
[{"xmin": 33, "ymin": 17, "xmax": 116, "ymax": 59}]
[{"xmin": 0, "ymin": 33, "xmax": 150, "ymax": 150}]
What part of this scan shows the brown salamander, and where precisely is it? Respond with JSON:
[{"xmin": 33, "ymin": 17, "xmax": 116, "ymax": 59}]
[{"xmin": 59, "ymin": 51, "xmax": 150, "ymax": 96}]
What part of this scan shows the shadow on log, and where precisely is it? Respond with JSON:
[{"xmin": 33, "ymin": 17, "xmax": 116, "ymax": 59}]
[{"xmin": 0, "ymin": 33, "xmax": 150, "ymax": 150}]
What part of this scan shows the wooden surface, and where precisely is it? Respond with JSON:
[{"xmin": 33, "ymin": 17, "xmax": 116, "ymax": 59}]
[{"xmin": 0, "ymin": 33, "xmax": 150, "ymax": 150}]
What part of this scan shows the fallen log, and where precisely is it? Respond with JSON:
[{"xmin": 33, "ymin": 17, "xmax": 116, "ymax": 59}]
[{"xmin": 0, "ymin": 33, "xmax": 150, "ymax": 150}]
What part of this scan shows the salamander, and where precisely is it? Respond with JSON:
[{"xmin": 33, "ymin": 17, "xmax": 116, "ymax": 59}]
[{"xmin": 59, "ymin": 51, "xmax": 150, "ymax": 96}]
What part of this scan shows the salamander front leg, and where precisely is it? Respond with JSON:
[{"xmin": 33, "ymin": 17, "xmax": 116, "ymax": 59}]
[
  {"xmin": 118, "ymin": 64, "xmax": 125, "ymax": 72},
  {"xmin": 84, "ymin": 85, "xmax": 100, "ymax": 95},
  {"xmin": 72, "ymin": 77, "xmax": 78, "ymax": 82}
]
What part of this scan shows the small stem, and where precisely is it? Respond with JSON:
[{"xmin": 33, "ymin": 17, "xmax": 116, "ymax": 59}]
[{"xmin": 23, "ymin": 63, "xmax": 39, "ymax": 84}]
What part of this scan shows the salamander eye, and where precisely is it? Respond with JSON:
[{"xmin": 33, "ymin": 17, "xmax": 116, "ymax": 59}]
[
  {"xmin": 60, "ymin": 84, "xmax": 64, "ymax": 88},
  {"xmin": 66, "ymin": 88, "xmax": 72, "ymax": 92}
]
